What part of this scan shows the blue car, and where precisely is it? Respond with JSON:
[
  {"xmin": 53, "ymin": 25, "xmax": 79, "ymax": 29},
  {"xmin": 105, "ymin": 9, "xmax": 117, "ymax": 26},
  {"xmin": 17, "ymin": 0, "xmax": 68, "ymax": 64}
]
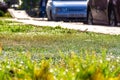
[{"xmin": 46, "ymin": 0, "xmax": 88, "ymax": 22}]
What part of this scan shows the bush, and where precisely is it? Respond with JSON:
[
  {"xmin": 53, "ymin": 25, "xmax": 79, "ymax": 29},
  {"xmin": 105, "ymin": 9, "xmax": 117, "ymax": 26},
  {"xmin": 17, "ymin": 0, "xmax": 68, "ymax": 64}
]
[
  {"xmin": 0, "ymin": 10, "xmax": 5, "ymax": 16},
  {"xmin": 4, "ymin": 12, "xmax": 12, "ymax": 18},
  {"xmin": 0, "ymin": 50, "xmax": 120, "ymax": 80}
]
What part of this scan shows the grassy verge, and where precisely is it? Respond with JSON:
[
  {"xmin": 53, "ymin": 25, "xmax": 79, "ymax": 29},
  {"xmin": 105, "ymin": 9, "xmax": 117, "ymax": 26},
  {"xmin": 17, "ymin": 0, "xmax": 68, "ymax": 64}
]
[
  {"xmin": 0, "ymin": 19, "xmax": 120, "ymax": 79},
  {"xmin": 0, "ymin": 19, "xmax": 120, "ymax": 54}
]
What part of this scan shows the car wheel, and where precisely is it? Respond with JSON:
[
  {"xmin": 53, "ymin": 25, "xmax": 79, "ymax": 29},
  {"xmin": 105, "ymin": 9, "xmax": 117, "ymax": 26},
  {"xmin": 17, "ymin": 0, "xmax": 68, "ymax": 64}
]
[
  {"xmin": 52, "ymin": 14, "xmax": 58, "ymax": 21},
  {"xmin": 87, "ymin": 11, "xmax": 93, "ymax": 25},
  {"xmin": 52, "ymin": 16, "xmax": 57, "ymax": 21},
  {"xmin": 47, "ymin": 10, "xmax": 53, "ymax": 21},
  {"xmin": 109, "ymin": 10, "xmax": 117, "ymax": 26}
]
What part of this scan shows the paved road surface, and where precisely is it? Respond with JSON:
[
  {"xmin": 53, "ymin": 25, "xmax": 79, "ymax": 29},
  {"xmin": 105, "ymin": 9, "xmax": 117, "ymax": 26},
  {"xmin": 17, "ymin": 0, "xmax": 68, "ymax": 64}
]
[{"xmin": 7, "ymin": 9, "xmax": 120, "ymax": 35}]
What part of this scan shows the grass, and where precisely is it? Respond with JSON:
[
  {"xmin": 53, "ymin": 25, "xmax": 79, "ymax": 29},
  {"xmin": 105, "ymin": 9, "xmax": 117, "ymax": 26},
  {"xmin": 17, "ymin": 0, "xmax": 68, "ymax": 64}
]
[
  {"xmin": 0, "ymin": 19, "xmax": 120, "ymax": 54},
  {"xmin": 0, "ymin": 18, "xmax": 120, "ymax": 79}
]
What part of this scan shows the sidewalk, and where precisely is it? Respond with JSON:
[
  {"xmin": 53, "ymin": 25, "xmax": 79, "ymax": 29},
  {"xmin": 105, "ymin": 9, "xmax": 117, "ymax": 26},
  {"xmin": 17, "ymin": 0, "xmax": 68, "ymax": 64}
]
[
  {"xmin": 7, "ymin": 9, "xmax": 120, "ymax": 35},
  {"xmin": 7, "ymin": 18, "xmax": 120, "ymax": 35}
]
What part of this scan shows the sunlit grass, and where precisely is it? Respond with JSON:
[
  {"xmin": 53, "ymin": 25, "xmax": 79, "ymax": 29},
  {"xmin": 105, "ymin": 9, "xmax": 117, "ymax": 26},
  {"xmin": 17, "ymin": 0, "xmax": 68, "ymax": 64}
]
[
  {"xmin": 0, "ymin": 50, "xmax": 120, "ymax": 80},
  {"xmin": 0, "ymin": 19, "xmax": 120, "ymax": 54},
  {"xmin": 0, "ymin": 18, "xmax": 120, "ymax": 79}
]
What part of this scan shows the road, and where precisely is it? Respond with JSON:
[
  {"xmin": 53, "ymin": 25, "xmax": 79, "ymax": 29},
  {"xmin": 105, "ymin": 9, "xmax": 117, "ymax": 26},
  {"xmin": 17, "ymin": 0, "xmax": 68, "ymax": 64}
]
[{"xmin": 7, "ymin": 9, "xmax": 120, "ymax": 35}]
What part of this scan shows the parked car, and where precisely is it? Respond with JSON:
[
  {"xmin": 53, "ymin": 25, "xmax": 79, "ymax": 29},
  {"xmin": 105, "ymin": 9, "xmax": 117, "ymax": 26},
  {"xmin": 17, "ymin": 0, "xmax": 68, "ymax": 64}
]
[
  {"xmin": 46, "ymin": 0, "xmax": 88, "ymax": 22},
  {"xmin": 88, "ymin": 0, "xmax": 120, "ymax": 26},
  {"xmin": 0, "ymin": 1, "xmax": 8, "ymax": 12}
]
